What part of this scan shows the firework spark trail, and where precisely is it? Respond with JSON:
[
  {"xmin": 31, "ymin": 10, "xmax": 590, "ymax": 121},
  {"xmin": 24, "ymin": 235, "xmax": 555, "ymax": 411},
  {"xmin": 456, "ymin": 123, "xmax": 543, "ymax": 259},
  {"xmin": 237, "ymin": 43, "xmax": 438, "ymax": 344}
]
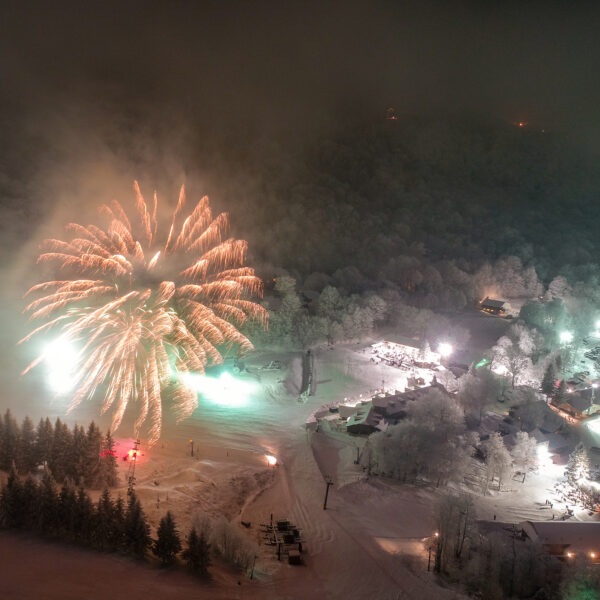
[{"xmin": 21, "ymin": 182, "xmax": 268, "ymax": 444}]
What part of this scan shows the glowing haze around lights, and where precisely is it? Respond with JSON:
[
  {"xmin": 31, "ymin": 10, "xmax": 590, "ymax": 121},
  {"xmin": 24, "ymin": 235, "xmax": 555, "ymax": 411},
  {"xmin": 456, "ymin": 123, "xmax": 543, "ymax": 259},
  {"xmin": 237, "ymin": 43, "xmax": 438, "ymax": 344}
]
[
  {"xmin": 44, "ymin": 337, "xmax": 79, "ymax": 394},
  {"xmin": 438, "ymin": 342, "xmax": 453, "ymax": 357},
  {"xmin": 181, "ymin": 371, "xmax": 254, "ymax": 407}
]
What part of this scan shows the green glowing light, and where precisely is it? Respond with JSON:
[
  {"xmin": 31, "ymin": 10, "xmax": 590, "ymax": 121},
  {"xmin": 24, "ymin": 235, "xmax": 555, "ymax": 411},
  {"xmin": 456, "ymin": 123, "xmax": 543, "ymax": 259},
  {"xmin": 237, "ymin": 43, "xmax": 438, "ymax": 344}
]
[
  {"xmin": 181, "ymin": 371, "xmax": 254, "ymax": 407},
  {"xmin": 475, "ymin": 358, "xmax": 490, "ymax": 369}
]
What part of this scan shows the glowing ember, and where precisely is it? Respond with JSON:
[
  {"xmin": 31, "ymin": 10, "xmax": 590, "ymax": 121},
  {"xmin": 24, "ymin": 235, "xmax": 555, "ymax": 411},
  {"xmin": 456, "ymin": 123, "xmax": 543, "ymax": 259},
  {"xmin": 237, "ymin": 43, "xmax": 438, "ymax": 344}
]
[{"xmin": 21, "ymin": 181, "xmax": 267, "ymax": 444}]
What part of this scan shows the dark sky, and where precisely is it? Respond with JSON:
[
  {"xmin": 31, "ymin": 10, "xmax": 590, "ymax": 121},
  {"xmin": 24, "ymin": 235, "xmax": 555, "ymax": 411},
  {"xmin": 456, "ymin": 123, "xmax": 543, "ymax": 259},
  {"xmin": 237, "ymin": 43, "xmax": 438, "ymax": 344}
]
[
  {"xmin": 0, "ymin": 0, "xmax": 598, "ymax": 290},
  {"xmin": 2, "ymin": 1, "xmax": 600, "ymax": 142},
  {"xmin": 1, "ymin": 0, "xmax": 599, "ymax": 263}
]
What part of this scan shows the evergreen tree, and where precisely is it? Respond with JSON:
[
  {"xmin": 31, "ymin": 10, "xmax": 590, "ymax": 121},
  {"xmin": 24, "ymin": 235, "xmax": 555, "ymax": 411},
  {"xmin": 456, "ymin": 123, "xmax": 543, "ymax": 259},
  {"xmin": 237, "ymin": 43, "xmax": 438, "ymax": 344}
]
[
  {"xmin": 123, "ymin": 491, "xmax": 151, "ymax": 559},
  {"xmin": 74, "ymin": 486, "xmax": 95, "ymax": 545},
  {"xmin": 17, "ymin": 416, "xmax": 37, "ymax": 474},
  {"xmin": 0, "ymin": 410, "xmax": 19, "ymax": 471},
  {"xmin": 70, "ymin": 424, "xmax": 87, "ymax": 485},
  {"xmin": 84, "ymin": 422, "xmax": 103, "ymax": 488},
  {"xmin": 182, "ymin": 527, "xmax": 211, "ymax": 576},
  {"xmin": 35, "ymin": 418, "xmax": 54, "ymax": 469},
  {"xmin": 112, "ymin": 495, "xmax": 126, "ymax": 551},
  {"xmin": 94, "ymin": 488, "xmax": 115, "ymax": 551},
  {"xmin": 49, "ymin": 419, "xmax": 73, "ymax": 483},
  {"xmin": 154, "ymin": 511, "xmax": 182, "ymax": 565},
  {"xmin": 21, "ymin": 475, "xmax": 39, "ymax": 531},
  {"xmin": 58, "ymin": 482, "xmax": 78, "ymax": 540},
  {"xmin": 36, "ymin": 470, "xmax": 59, "ymax": 536},
  {"xmin": 556, "ymin": 379, "xmax": 567, "ymax": 403},
  {"xmin": 97, "ymin": 431, "xmax": 119, "ymax": 488},
  {"xmin": 0, "ymin": 465, "xmax": 24, "ymax": 528},
  {"xmin": 541, "ymin": 362, "xmax": 556, "ymax": 397}
]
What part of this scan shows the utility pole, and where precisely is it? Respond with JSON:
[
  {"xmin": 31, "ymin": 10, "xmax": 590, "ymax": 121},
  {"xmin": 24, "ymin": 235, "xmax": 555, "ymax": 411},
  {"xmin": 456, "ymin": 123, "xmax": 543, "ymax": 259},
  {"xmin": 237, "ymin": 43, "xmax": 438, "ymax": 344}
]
[
  {"xmin": 189, "ymin": 439, "xmax": 194, "ymax": 457},
  {"xmin": 250, "ymin": 554, "xmax": 257, "ymax": 579},
  {"xmin": 127, "ymin": 438, "xmax": 140, "ymax": 496},
  {"xmin": 323, "ymin": 476, "xmax": 334, "ymax": 510}
]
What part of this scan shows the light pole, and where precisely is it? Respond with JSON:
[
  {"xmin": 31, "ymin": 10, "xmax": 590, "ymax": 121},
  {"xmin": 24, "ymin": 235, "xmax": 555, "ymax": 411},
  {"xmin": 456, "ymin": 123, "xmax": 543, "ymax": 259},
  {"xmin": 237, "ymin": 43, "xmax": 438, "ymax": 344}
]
[
  {"xmin": 323, "ymin": 476, "xmax": 334, "ymax": 510},
  {"xmin": 189, "ymin": 439, "xmax": 194, "ymax": 457}
]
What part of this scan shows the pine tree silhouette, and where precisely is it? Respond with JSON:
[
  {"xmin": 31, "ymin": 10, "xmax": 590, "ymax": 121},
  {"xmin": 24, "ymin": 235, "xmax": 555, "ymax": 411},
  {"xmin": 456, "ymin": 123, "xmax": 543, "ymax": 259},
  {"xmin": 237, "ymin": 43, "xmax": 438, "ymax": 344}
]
[
  {"xmin": 18, "ymin": 416, "xmax": 37, "ymax": 474},
  {"xmin": 37, "ymin": 470, "xmax": 58, "ymax": 536},
  {"xmin": 0, "ymin": 465, "xmax": 23, "ymax": 528},
  {"xmin": 98, "ymin": 431, "xmax": 119, "ymax": 488},
  {"xmin": 58, "ymin": 482, "xmax": 78, "ymax": 541},
  {"xmin": 154, "ymin": 511, "xmax": 182, "ymax": 565},
  {"xmin": 94, "ymin": 488, "xmax": 115, "ymax": 551},
  {"xmin": 183, "ymin": 527, "xmax": 211, "ymax": 576},
  {"xmin": 541, "ymin": 362, "xmax": 556, "ymax": 397},
  {"xmin": 84, "ymin": 422, "xmax": 104, "ymax": 488},
  {"xmin": 35, "ymin": 418, "xmax": 54, "ymax": 469},
  {"xmin": 0, "ymin": 410, "xmax": 19, "ymax": 471},
  {"xmin": 113, "ymin": 495, "xmax": 126, "ymax": 551},
  {"xmin": 124, "ymin": 491, "xmax": 151, "ymax": 559}
]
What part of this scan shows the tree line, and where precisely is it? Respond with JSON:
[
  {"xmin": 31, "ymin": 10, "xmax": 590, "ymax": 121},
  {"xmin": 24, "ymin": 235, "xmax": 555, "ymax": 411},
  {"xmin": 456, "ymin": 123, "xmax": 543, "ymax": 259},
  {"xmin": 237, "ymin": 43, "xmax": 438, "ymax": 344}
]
[
  {"xmin": 361, "ymin": 387, "xmax": 538, "ymax": 493},
  {"xmin": 0, "ymin": 470, "xmax": 210, "ymax": 576},
  {"xmin": 0, "ymin": 410, "xmax": 118, "ymax": 489}
]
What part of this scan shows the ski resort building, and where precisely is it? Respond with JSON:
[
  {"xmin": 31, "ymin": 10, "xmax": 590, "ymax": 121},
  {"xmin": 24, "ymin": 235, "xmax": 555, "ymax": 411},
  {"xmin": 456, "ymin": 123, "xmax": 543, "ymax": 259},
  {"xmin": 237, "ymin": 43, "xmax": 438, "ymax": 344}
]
[
  {"xmin": 480, "ymin": 297, "xmax": 507, "ymax": 315},
  {"xmin": 520, "ymin": 521, "xmax": 600, "ymax": 561}
]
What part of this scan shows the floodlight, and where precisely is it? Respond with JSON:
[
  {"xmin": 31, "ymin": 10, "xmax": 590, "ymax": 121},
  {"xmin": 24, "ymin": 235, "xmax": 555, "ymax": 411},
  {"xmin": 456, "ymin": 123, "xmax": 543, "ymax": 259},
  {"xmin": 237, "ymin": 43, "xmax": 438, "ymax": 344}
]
[
  {"xmin": 438, "ymin": 342, "xmax": 453, "ymax": 357},
  {"xmin": 559, "ymin": 331, "xmax": 573, "ymax": 344},
  {"xmin": 181, "ymin": 371, "xmax": 254, "ymax": 407},
  {"xmin": 266, "ymin": 455, "xmax": 277, "ymax": 466}
]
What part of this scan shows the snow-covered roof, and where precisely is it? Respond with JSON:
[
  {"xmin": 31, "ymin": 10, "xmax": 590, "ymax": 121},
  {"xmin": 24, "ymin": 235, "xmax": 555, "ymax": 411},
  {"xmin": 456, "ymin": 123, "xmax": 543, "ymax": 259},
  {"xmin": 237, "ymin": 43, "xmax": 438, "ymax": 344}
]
[
  {"xmin": 481, "ymin": 297, "xmax": 505, "ymax": 308},
  {"xmin": 520, "ymin": 521, "xmax": 600, "ymax": 551},
  {"xmin": 373, "ymin": 335, "xmax": 422, "ymax": 350}
]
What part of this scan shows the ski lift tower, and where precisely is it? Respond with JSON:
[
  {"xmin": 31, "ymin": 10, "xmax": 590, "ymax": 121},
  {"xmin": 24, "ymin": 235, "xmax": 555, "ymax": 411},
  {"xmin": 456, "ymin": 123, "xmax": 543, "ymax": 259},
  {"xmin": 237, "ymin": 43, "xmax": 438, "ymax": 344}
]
[{"xmin": 126, "ymin": 439, "xmax": 141, "ymax": 496}]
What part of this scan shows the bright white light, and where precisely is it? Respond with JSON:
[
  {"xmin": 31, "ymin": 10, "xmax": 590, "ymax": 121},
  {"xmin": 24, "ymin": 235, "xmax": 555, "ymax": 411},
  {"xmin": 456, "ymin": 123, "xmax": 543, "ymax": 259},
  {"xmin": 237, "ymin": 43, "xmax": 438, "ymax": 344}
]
[
  {"xmin": 438, "ymin": 343, "xmax": 453, "ymax": 358},
  {"xmin": 44, "ymin": 337, "xmax": 79, "ymax": 394},
  {"xmin": 181, "ymin": 371, "xmax": 254, "ymax": 407},
  {"xmin": 266, "ymin": 454, "xmax": 277, "ymax": 466},
  {"xmin": 596, "ymin": 320, "xmax": 600, "ymax": 330},
  {"xmin": 586, "ymin": 418, "xmax": 600, "ymax": 435},
  {"xmin": 492, "ymin": 364, "xmax": 508, "ymax": 376},
  {"xmin": 593, "ymin": 384, "xmax": 598, "ymax": 389},
  {"xmin": 560, "ymin": 331, "xmax": 573, "ymax": 344},
  {"xmin": 536, "ymin": 444, "xmax": 554, "ymax": 473}
]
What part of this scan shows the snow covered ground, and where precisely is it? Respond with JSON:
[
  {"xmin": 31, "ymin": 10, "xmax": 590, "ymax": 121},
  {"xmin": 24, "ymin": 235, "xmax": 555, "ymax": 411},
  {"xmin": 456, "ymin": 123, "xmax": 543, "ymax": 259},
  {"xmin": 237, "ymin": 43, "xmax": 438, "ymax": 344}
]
[{"xmin": 2, "ymin": 337, "xmax": 593, "ymax": 599}]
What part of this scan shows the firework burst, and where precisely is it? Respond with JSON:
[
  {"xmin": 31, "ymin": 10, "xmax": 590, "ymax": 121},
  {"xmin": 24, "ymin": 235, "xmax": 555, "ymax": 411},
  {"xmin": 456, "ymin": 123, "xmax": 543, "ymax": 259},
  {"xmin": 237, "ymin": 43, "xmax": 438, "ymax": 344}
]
[{"xmin": 21, "ymin": 181, "xmax": 267, "ymax": 443}]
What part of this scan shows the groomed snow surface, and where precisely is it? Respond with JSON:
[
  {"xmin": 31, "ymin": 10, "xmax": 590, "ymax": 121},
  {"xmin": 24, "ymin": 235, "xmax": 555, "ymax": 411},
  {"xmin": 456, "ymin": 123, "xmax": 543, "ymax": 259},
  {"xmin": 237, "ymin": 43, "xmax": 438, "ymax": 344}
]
[{"xmin": 0, "ymin": 343, "xmax": 584, "ymax": 599}]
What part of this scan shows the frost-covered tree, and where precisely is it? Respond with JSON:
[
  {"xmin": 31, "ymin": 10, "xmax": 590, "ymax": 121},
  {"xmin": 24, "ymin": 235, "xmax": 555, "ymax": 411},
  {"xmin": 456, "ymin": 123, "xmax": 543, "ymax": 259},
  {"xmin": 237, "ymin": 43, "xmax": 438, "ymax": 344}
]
[
  {"xmin": 511, "ymin": 431, "xmax": 538, "ymax": 481},
  {"xmin": 458, "ymin": 370, "xmax": 502, "ymax": 423},
  {"xmin": 483, "ymin": 433, "xmax": 512, "ymax": 493},
  {"xmin": 433, "ymin": 492, "xmax": 475, "ymax": 574}
]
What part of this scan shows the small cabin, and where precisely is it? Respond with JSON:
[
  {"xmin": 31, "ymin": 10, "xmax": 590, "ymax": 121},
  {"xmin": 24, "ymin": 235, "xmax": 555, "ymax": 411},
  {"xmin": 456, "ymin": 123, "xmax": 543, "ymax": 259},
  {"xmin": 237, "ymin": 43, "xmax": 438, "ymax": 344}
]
[{"xmin": 480, "ymin": 297, "xmax": 506, "ymax": 315}]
